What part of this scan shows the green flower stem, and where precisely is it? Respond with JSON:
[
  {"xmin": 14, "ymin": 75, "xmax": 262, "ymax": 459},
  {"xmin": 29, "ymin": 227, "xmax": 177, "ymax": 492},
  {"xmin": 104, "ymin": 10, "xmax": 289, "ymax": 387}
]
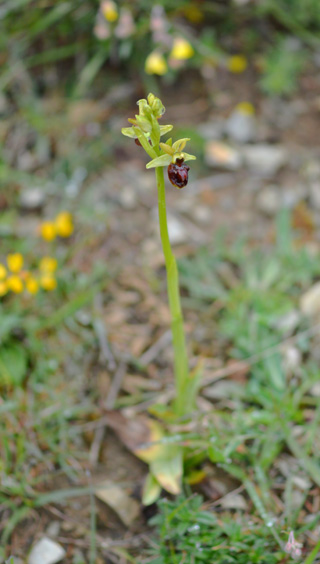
[{"xmin": 155, "ymin": 165, "xmax": 190, "ymax": 417}]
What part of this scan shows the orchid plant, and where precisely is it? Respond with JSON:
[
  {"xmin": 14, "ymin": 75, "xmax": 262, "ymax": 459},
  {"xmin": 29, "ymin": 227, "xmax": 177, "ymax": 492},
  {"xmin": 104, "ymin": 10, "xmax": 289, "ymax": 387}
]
[{"xmin": 122, "ymin": 94, "xmax": 200, "ymax": 503}]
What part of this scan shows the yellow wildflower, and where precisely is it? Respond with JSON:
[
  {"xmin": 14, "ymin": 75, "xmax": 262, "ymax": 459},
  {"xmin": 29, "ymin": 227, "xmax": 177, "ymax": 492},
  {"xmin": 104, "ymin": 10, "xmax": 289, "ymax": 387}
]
[
  {"xmin": 7, "ymin": 253, "xmax": 24, "ymax": 273},
  {"xmin": 101, "ymin": 0, "xmax": 118, "ymax": 22},
  {"xmin": 0, "ymin": 264, "xmax": 7, "ymax": 279},
  {"xmin": 40, "ymin": 275, "xmax": 57, "ymax": 291},
  {"xmin": 145, "ymin": 52, "xmax": 168, "ymax": 75},
  {"xmin": 26, "ymin": 277, "xmax": 39, "ymax": 294},
  {"xmin": 236, "ymin": 101, "xmax": 255, "ymax": 115},
  {"xmin": 40, "ymin": 221, "xmax": 56, "ymax": 241},
  {"xmin": 39, "ymin": 256, "xmax": 58, "ymax": 273},
  {"xmin": 184, "ymin": 5, "xmax": 204, "ymax": 24},
  {"xmin": 0, "ymin": 280, "xmax": 8, "ymax": 297},
  {"xmin": 170, "ymin": 38, "xmax": 194, "ymax": 60},
  {"xmin": 227, "ymin": 55, "xmax": 247, "ymax": 73},
  {"xmin": 7, "ymin": 275, "xmax": 23, "ymax": 294},
  {"xmin": 55, "ymin": 211, "xmax": 74, "ymax": 238}
]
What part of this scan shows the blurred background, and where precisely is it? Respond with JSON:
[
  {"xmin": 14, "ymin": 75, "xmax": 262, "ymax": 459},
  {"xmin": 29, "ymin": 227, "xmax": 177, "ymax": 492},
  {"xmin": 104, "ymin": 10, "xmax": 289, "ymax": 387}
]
[{"xmin": 1, "ymin": 1, "xmax": 320, "ymax": 563}]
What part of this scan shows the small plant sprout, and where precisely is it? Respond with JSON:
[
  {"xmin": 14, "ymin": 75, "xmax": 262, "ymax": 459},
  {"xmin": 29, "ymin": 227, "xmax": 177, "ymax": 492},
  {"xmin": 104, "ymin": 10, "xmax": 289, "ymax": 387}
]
[{"xmin": 122, "ymin": 94, "xmax": 199, "ymax": 502}]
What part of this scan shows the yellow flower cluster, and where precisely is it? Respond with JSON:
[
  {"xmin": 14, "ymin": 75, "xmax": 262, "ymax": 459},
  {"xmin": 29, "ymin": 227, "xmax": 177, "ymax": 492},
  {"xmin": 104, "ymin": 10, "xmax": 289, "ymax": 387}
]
[
  {"xmin": 0, "ymin": 253, "xmax": 58, "ymax": 297},
  {"xmin": 145, "ymin": 37, "xmax": 194, "ymax": 75},
  {"xmin": 40, "ymin": 211, "xmax": 74, "ymax": 242},
  {"xmin": 101, "ymin": 0, "xmax": 118, "ymax": 22},
  {"xmin": 227, "ymin": 55, "xmax": 248, "ymax": 73}
]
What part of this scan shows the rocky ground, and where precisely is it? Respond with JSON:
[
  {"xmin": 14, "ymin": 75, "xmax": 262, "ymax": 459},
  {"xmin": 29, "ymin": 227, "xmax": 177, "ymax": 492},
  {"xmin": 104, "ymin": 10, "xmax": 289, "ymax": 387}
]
[{"xmin": 2, "ymin": 68, "xmax": 320, "ymax": 562}]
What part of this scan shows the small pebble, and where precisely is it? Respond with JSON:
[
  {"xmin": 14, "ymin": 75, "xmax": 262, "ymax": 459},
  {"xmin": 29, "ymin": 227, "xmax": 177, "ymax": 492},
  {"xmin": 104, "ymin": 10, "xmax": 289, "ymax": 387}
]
[
  {"xmin": 28, "ymin": 537, "xmax": 65, "ymax": 564},
  {"xmin": 256, "ymin": 185, "xmax": 281, "ymax": 216},
  {"xmin": 19, "ymin": 188, "xmax": 46, "ymax": 211},
  {"xmin": 225, "ymin": 109, "xmax": 257, "ymax": 143},
  {"xmin": 242, "ymin": 144, "xmax": 287, "ymax": 176}
]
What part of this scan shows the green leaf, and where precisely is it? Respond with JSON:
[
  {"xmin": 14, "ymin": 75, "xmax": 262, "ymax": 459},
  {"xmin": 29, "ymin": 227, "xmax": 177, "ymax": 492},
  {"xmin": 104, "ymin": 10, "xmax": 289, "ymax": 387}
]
[
  {"xmin": 0, "ymin": 344, "xmax": 28, "ymax": 387},
  {"xmin": 146, "ymin": 154, "xmax": 172, "ymax": 169},
  {"xmin": 150, "ymin": 451, "xmax": 183, "ymax": 494},
  {"xmin": 208, "ymin": 445, "xmax": 226, "ymax": 463},
  {"xmin": 142, "ymin": 473, "xmax": 162, "ymax": 506}
]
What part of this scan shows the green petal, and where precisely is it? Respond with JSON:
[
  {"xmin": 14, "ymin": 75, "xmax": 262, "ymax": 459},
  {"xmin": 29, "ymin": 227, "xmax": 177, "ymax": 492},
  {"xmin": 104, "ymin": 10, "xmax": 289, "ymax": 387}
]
[
  {"xmin": 172, "ymin": 138, "xmax": 190, "ymax": 152},
  {"xmin": 182, "ymin": 152, "xmax": 196, "ymax": 162},
  {"xmin": 146, "ymin": 154, "xmax": 172, "ymax": 168},
  {"xmin": 159, "ymin": 142, "xmax": 174, "ymax": 156},
  {"xmin": 121, "ymin": 127, "xmax": 136, "ymax": 138}
]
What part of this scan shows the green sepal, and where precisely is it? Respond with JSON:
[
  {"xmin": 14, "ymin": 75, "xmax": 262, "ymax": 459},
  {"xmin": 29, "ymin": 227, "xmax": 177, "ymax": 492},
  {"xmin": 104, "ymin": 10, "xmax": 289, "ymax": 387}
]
[
  {"xmin": 135, "ymin": 114, "xmax": 152, "ymax": 133},
  {"xmin": 121, "ymin": 127, "xmax": 136, "ymax": 138},
  {"xmin": 182, "ymin": 152, "xmax": 196, "ymax": 162},
  {"xmin": 146, "ymin": 154, "xmax": 172, "ymax": 168},
  {"xmin": 150, "ymin": 112, "xmax": 160, "ymax": 146},
  {"xmin": 159, "ymin": 124, "xmax": 173, "ymax": 136}
]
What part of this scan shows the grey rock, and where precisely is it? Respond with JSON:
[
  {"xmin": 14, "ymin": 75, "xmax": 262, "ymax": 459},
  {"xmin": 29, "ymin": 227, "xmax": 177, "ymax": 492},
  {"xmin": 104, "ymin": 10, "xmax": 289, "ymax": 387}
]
[
  {"xmin": 220, "ymin": 493, "xmax": 247, "ymax": 510},
  {"xmin": 19, "ymin": 188, "xmax": 46, "ymax": 211},
  {"xmin": 167, "ymin": 214, "xmax": 188, "ymax": 245},
  {"xmin": 283, "ymin": 346, "xmax": 302, "ymax": 373},
  {"xmin": 256, "ymin": 185, "xmax": 281, "ymax": 216},
  {"xmin": 119, "ymin": 186, "xmax": 137, "ymax": 209},
  {"xmin": 28, "ymin": 537, "xmax": 65, "ymax": 564},
  {"xmin": 205, "ymin": 141, "xmax": 242, "ymax": 170},
  {"xmin": 95, "ymin": 480, "xmax": 140, "ymax": 527},
  {"xmin": 242, "ymin": 144, "xmax": 287, "ymax": 176},
  {"xmin": 193, "ymin": 205, "xmax": 212, "ymax": 225},
  {"xmin": 225, "ymin": 110, "xmax": 257, "ymax": 143},
  {"xmin": 273, "ymin": 310, "xmax": 300, "ymax": 333},
  {"xmin": 198, "ymin": 119, "xmax": 224, "ymax": 140},
  {"xmin": 17, "ymin": 151, "xmax": 38, "ymax": 172},
  {"xmin": 46, "ymin": 521, "xmax": 60, "ymax": 538},
  {"xmin": 300, "ymin": 282, "xmax": 320, "ymax": 316},
  {"xmin": 309, "ymin": 182, "xmax": 320, "ymax": 210},
  {"xmin": 282, "ymin": 184, "xmax": 307, "ymax": 208},
  {"xmin": 0, "ymin": 93, "xmax": 8, "ymax": 114}
]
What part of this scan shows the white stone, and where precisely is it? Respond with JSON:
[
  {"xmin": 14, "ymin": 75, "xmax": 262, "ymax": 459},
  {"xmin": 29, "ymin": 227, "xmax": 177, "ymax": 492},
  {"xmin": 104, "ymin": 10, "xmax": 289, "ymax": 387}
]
[
  {"xmin": 95, "ymin": 480, "xmax": 139, "ymax": 526},
  {"xmin": 19, "ymin": 188, "xmax": 45, "ymax": 211},
  {"xmin": 205, "ymin": 141, "xmax": 242, "ymax": 170},
  {"xmin": 309, "ymin": 182, "xmax": 320, "ymax": 210},
  {"xmin": 242, "ymin": 145, "xmax": 287, "ymax": 176},
  {"xmin": 28, "ymin": 537, "xmax": 65, "ymax": 564},
  {"xmin": 256, "ymin": 186, "xmax": 281, "ymax": 216},
  {"xmin": 225, "ymin": 110, "xmax": 257, "ymax": 143},
  {"xmin": 300, "ymin": 282, "xmax": 320, "ymax": 315},
  {"xmin": 220, "ymin": 494, "xmax": 247, "ymax": 510},
  {"xmin": 167, "ymin": 214, "xmax": 187, "ymax": 245},
  {"xmin": 119, "ymin": 186, "xmax": 137, "ymax": 209}
]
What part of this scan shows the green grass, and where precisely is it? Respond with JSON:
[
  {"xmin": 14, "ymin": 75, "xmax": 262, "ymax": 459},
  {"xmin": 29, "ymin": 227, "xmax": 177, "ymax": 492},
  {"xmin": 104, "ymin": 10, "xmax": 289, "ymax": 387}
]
[
  {"xmin": 139, "ymin": 212, "xmax": 320, "ymax": 563},
  {"xmin": 146, "ymin": 494, "xmax": 283, "ymax": 564}
]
